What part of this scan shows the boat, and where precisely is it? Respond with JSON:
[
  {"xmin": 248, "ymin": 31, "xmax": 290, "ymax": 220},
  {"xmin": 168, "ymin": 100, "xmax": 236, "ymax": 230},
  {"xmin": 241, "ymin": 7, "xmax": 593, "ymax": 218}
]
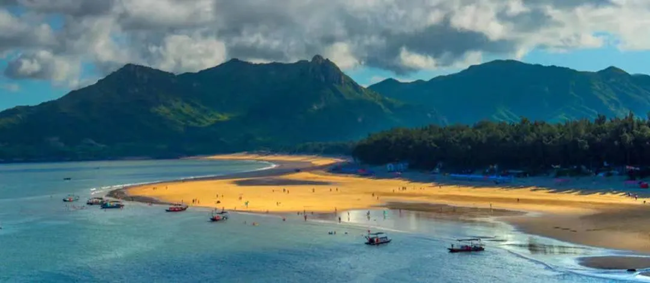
[
  {"xmin": 166, "ymin": 204, "xmax": 188, "ymax": 212},
  {"xmin": 210, "ymin": 210, "xmax": 229, "ymax": 222},
  {"xmin": 101, "ymin": 200, "xmax": 124, "ymax": 209},
  {"xmin": 62, "ymin": 194, "xmax": 80, "ymax": 202},
  {"xmin": 448, "ymin": 238, "xmax": 485, "ymax": 253},
  {"xmin": 365, "ymin": 232, "xmax": 391, "ymax": 245},
  {"xmin": 86, "ymin": 197, "xmax": 105, "ymax": 205}
]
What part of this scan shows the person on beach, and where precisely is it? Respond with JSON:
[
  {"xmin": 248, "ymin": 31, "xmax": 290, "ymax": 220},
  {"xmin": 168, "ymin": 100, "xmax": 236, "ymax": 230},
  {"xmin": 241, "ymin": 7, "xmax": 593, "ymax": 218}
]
[
  {"xmin": 338, "ymin": 216, "xmax": 341, "ymax": 223},
  {"xmin": 304, "ymin": 215, "xmax": 307, "ymax": 221}
]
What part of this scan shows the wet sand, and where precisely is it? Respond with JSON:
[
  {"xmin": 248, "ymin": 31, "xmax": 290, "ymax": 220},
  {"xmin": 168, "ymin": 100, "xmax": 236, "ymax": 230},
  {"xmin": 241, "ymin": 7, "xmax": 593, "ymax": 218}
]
[
  {"xmin": 579, "ymin": 256, "xmax": 650, "ymax": 270},
  {"xmin": 382, "ymin": 202, "xmax": 525, "ymax": 220}
]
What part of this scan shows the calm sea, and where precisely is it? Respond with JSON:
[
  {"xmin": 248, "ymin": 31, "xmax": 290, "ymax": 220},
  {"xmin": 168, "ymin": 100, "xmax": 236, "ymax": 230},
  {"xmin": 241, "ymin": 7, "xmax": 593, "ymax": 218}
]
[{"xmin": 0, "ymin": 159, "xmax": 643, "ymax": 282}]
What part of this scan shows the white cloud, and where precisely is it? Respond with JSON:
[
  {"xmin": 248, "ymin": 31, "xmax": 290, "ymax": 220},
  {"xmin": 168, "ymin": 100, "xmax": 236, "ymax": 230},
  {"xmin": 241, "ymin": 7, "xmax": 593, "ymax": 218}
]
[
  {"xmin": 4, "ymin": 50, "xmax": 80, "ymax": 83},
  {"xmin": 0, "ymin": 0, "xmax": 648, "ymax": 85},
  {"xmin": 148, "ymin": 33, "xmax": 227, "ymax": 73},
  {"xmin": 399, "ymin": 47, "xmax": 437, "ymax": 70},
  {"xmin": 324, "ymin": 42, "xmax": 359, "ymax": 70},
  {"xmin": 0, "ymin": 83, "xmax": 20, "ymax": 92}
]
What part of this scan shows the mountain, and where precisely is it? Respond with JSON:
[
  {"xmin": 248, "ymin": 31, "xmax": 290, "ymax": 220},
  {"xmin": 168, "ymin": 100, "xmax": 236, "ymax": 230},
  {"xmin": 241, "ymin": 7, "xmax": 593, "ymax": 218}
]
[
  {"xmin": 369, "ymin": 60, "xmax": 650, "ymax": 124},
  {"xmin": 0, "ymin": 55, "xmax": 440, "ymax": 161}
]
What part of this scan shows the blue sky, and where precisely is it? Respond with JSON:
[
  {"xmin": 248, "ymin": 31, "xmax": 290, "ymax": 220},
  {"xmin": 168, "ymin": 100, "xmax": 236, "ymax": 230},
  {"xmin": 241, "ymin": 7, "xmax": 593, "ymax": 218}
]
[{"xmin": 1, "ymin": 0, "xmax": 649, "ymax": 111}]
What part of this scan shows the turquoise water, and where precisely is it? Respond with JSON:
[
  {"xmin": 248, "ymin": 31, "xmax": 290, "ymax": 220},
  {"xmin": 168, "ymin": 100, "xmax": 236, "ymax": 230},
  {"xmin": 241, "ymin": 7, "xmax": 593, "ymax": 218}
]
[{"xmin": 0, "ymin": 160, "xmax": 644, "ymax": 282}]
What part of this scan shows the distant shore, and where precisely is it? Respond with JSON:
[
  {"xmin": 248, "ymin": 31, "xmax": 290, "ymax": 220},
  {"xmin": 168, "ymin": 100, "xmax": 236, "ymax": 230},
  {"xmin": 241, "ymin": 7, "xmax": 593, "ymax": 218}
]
[{"xmin": 109, "ymin": 153, "xmax": 650, "ymax": 271}]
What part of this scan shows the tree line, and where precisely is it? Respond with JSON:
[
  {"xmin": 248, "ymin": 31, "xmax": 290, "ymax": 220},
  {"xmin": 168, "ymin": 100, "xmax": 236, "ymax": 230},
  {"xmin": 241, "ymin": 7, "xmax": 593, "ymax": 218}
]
[{"xmin": 352, "ymin": 113, "xmax": 650, "ymax": 172}]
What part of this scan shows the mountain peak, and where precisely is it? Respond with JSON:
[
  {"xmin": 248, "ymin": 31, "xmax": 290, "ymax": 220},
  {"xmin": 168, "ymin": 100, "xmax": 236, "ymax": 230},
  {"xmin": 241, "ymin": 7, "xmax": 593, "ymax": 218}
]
[
  {"xmin": 306, "ymin": 55, "xmax": 348, "ymax": 85},
  {"xmin": 117, "ymin": 63, "xmax": 149, "ymax": 72},
  {"xmin": 112, "ymin": 63, "xmax": 171, "ymax": 76},
  {"xmin": 598, "ymin": 66, "xmax": 628, "ymax": 76},
  {"xmin": 311, "ymin": 55, "xmax": 326, "ymax": 63},
  {"xmin": 100, "ymin": 63, "xmax": 174, "ymax": 86},
  {"xmin": 224, "ymin": 58, "xmax": 248, "ymax": 65},
  {"xmin": 380, "ymin": 78, "xmax": 399, "ymax": 84}
]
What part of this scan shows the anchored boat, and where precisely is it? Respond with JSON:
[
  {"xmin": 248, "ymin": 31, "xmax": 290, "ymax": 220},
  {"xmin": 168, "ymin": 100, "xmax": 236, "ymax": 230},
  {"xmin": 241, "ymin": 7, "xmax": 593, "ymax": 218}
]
[
  {"xmin": 101, "ymin": 200, "xmax": 124, "ymax": 209},
  {"xmin": 86, "ymin": 197, "xmax": 105, "ymax": 205},
  {"xmin": 210, "ymin": 210, "xmax": 229, "ymax": 222},
  {"xmin": 62, "ymin": 194, "xmax": 80, "ymax": 202},
  {"xmin": 365, "ymin": 232, "xmax": 392, "ymax": 245},
  {"xmin": 448, "ymin": 238, "xmax": 485, "ymax": 253},
  {"xmin": 166, "ymin": 204, "xmax": 189, "ymax": 212}
]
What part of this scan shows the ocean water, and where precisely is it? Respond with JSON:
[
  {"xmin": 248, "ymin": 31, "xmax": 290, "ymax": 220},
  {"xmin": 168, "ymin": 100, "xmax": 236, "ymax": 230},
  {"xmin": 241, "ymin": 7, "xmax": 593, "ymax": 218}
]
[{"xmin": 0, "ymin": 159, "xmax": 645, "ymax": 282}]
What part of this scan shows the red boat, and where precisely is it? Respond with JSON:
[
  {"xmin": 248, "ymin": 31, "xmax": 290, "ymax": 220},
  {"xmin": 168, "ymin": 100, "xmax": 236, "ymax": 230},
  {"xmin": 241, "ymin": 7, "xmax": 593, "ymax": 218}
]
[
  {"xmin": 166, "ymin": 204, "xmax": 188, "ymax": 212},
  {"xmin": 448, "ymin": 238, "xmax": 485, "ymax": 253},
  {"xmin": 365, "ymin": 232, "xmax": 391, "ymax": 245},
  {"xmin": 210, "ymin": 210, "xmax": 229, "ymax": 222}
]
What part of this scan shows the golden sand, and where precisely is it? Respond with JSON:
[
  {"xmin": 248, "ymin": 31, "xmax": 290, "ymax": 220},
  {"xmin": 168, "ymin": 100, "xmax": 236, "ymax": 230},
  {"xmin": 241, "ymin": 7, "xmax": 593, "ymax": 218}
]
[
  {"xmin": 130, "ymin": 169, "xmax": 640, "ymax": 213},
  {"xmin": 128, "ymin": 154, "xmax": 650, "ymax": 253}
]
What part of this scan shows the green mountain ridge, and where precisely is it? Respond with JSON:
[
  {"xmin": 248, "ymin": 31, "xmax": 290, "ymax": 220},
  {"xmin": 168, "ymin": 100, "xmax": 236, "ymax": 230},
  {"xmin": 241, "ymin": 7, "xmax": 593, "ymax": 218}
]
[
  {"xmin": 2, "ymin": 57, "xmax": 649, "ymax": 161},
  {"xmin": 0, "ymin": 55, "xmax": 441, "ymax": 161},
  {"xmin": 369, "ymin": 60, "xmax": 650, "ymax": 124}
]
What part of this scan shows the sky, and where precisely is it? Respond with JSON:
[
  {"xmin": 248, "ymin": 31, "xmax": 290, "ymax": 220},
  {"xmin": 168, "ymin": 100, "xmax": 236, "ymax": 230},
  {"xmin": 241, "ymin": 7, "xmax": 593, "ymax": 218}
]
[{"xmin": 0, "ymin": 0, "xmax": 649, "ymax": 111}]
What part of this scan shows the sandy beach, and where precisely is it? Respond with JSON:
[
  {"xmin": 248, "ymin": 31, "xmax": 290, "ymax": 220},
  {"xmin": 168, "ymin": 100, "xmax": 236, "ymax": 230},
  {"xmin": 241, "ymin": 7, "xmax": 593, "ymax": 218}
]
[{"xmin": 115, "ymin": 153, "xmax": 650, "ymax": 269}]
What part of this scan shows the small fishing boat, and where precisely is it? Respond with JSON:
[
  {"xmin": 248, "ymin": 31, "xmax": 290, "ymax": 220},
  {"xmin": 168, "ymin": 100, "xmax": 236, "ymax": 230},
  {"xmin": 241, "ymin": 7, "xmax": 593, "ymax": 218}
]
[
  {"xmin": 86, "ymin": 197, "xmax": 105, "ymax": 205},
  {"xmin": 448, "ymin": 238, "xmax": 485, "ymax": 253},
  {"xmin": 365, "ymin": 232, "xmax": 391, "ymax": 245},
  {"xmin": 210, "ymin": 210, "xmax": 229, "ymax": 222},
  {"xmin": 62, "ymin": 194, "xmax": 80, "ymax": 202},
  {"xmin": 166, "ymin": 204, "xmax": 188, "ymax": 212},
  {"xmin": 101, "ymin": 201, "xmax": 124, "ymax": 209}
]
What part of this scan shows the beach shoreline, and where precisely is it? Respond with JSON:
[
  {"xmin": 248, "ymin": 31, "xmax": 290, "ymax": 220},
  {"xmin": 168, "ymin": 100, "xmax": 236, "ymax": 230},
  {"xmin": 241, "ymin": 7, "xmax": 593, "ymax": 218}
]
[
  {"xmin": 108, "ymin": 153, "xmax": 650, "ymax": 271},
  {"xmin": 107, "ymin": 154, "xmax": 326, "ymax": 204}
]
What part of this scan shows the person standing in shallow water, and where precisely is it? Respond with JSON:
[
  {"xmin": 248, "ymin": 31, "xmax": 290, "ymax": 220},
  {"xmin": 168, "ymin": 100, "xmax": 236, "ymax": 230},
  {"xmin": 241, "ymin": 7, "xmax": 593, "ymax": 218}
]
[
  {"xmin": 338, "ymin": 216, "xmax": 341, "ymax": 223},
  {"xmin": 304, "ymin": 214, "xmax": 307, "ymax": 221}
]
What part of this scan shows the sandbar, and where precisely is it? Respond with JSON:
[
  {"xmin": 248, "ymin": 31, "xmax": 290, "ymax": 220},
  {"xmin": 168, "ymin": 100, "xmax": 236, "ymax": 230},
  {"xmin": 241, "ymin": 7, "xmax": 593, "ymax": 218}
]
[{"xmin": 114, "ymin": 154, "xmax": 650, "ymax": 260}]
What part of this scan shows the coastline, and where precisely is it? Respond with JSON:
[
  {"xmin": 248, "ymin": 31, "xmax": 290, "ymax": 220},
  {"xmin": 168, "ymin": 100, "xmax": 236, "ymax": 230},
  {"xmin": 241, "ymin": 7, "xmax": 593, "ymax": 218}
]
[{"xmin": 108, "ymin": 153, "xmax": 650, "ymax": 271}]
